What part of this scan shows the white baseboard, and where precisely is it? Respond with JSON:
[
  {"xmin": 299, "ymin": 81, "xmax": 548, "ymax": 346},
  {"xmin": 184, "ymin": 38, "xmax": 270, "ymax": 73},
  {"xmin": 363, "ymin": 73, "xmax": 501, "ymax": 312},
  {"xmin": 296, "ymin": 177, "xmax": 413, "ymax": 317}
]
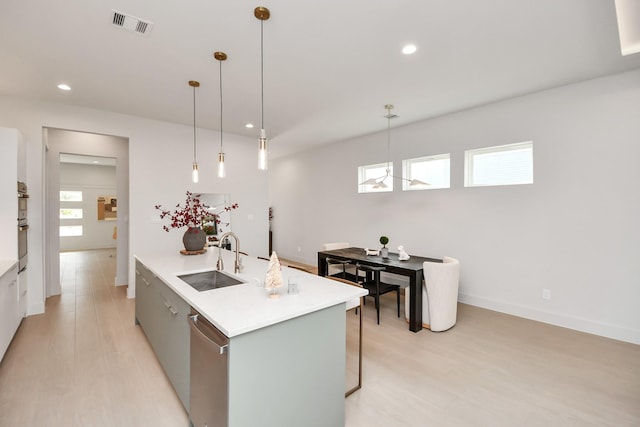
[
  {"xmin": 127, "ymin": 285, "xmax": 135, "ymax": 299},
  {"xmin": 27, "ymin": 302, "xmax": 45, "ymax": 316},
  {"xmin": 458, "ymin": 292, "xmax": 640, "ymax": 345}
]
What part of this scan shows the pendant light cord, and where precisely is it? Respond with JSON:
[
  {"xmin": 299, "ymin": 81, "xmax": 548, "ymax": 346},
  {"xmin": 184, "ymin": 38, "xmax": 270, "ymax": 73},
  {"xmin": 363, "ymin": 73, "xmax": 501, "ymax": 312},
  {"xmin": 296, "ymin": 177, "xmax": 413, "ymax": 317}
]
[
  {"xmin": 219, "ymin": 59, "xmax": 224, "ymax": 151},
  {"xmin": 387, "ymin": 109, "xmax": 391, "ymax": 173},
  {"xmin": 193, "ymin": 84, "xmax": 197, "ymax": 163},
  {"xmin": 260, "ymin": 19, "xmax": 265, "ymax": 130}
]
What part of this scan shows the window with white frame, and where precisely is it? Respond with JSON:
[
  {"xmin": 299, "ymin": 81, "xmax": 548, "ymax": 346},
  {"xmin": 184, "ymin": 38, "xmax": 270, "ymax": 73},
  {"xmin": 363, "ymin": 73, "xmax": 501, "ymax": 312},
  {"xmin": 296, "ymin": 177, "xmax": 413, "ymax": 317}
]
[
  {"xmin": 60, "ymin": 190, "xmax": 84, "ymax": 236},
  {"xmin": 60, "ymin": 208, "xmax": 83, "ymax": 219},
  {"xmin": 60, "ymin": 190, "xmax": 83, "ymax": 202},
  {"xmin": 402, "ymin": 154, "xmax": 450, "ymax": 191},
  {"xmin": 465, "ymin": 141, "xmax": 533, "ymax": 187},
  {"xmin": 60, "ymin": 225, "xmax": 83, "ymax": 237},
  {"xmin": 358, "ymin": 162, "xmax": 393, "ymax": 193}
]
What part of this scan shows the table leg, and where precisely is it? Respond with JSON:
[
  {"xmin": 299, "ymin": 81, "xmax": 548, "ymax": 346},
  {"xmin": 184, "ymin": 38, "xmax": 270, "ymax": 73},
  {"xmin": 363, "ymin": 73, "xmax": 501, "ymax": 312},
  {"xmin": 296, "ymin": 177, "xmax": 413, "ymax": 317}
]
[
  {"xmin": 409, "ymin": 270, "xmax": 423, "ymax": 332},
  {"xmin": 317, "ymin": 253, "xmax": 327, "ymax": 277}
]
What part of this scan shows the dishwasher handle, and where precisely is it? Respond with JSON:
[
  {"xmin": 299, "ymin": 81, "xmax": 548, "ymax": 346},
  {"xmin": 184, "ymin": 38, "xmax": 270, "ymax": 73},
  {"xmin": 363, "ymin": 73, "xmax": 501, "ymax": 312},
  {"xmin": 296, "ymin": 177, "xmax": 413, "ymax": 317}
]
[{"xmin": 188, "ymin": 314, "xmax": 229, "ymax": 355}]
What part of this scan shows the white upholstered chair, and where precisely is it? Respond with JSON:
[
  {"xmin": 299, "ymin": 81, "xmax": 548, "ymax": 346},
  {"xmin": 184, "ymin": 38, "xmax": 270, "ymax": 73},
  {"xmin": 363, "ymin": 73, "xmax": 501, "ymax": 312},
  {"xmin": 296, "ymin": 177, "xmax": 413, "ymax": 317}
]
[
  {"xmin": 321, "ymin": 242, "xmax": 350, "ymax": 251},
  {"xmin": 404, "ymin": 257, "xmax": 460, "ymax": 332}
]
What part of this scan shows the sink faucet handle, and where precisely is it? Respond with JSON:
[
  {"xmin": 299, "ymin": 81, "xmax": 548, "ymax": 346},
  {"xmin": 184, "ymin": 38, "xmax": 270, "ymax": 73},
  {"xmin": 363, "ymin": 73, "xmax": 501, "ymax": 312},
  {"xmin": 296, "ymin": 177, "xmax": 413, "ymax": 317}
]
[{"xmin": 217, "ymin": 255, "xmax": 224, "ymax": 271}]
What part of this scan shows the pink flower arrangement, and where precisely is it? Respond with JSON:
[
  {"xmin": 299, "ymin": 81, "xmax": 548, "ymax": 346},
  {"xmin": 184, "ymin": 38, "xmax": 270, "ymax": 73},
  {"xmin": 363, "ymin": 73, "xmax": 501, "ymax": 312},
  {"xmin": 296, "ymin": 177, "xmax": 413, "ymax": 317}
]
[{"xmin": 155, "ymin": 191, "xmax": 238, "ymax": 232}]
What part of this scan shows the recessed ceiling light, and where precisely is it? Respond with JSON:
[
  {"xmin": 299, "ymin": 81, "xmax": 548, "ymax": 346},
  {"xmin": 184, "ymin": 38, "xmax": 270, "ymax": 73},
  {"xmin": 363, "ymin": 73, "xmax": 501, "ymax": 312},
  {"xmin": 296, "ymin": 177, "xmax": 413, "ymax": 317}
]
[
  {"xmin": 57, "ymin": 83, "xmax": 71, "ymax": 91},
  {"xmin": 92, "ymin": 160, "xmax": 99, "ymax": 164},
  {"xmin": 402, "ymin": 44, "xmax": 417, "ymax": 55},
  {"xmin": 245, "ymin": 123, "xmax": 254, "ymax": 129}
]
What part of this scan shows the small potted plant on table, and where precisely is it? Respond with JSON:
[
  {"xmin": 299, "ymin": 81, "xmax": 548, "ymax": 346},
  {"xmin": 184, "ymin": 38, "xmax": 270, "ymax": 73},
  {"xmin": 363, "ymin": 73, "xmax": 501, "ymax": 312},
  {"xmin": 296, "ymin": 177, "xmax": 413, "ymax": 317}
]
[{"xmin": 380, "ymin": 236, "xmax": 389, "ymax": 259}]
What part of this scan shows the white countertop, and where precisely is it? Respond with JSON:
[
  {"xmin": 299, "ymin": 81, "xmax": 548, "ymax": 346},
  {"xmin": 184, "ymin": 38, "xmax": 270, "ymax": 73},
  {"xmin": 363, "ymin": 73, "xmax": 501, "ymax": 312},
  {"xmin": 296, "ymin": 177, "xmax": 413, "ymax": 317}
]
[
  {"xmin": 134, "ymin": 248, "xmax": 367, "ymax": 338},
  {"xmin": 0, "ymin": 260, "xmax": 18, "ymax": 278}
]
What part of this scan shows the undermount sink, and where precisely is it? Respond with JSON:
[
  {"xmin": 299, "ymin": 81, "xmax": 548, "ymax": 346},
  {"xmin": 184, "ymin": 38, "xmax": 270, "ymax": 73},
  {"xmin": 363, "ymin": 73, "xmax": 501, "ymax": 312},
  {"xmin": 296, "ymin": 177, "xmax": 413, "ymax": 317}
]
[{"xmin": 178, "ymin": 270, "xmax": 244, "ymax": 292}]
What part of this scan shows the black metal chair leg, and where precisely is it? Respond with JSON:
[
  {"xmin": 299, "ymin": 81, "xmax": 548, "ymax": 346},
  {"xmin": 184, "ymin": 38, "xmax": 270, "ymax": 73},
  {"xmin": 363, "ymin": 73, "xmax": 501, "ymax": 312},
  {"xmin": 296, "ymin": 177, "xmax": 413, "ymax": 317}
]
[{"xmin": 375, "ymin": 271, "xmax": 381, "ymax": 324}]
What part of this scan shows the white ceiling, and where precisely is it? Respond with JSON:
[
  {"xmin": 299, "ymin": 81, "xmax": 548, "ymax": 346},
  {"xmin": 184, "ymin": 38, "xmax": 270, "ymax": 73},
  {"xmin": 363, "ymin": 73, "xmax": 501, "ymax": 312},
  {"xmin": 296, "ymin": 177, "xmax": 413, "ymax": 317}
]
[{"xmin": 1, "ymin": 0, "xmax": 639, "ymax": 158}]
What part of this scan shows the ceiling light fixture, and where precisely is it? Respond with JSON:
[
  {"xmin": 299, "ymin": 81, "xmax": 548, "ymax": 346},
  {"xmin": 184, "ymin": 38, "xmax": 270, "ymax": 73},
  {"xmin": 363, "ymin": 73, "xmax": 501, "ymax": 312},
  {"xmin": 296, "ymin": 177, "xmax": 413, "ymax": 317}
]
[
  {"xmin": 214, "ymin": 51, "xmax": 228, "ymax": 178},
  {"xmin": 245, "ymin": 123, "xmax": 254, "ymax": 129},
  {"xmin": 189, "ymin": 80, "xmax": 200, "ymax": 183},
  {"xmin": 402, "ymin": 44, "xmax": 417, "ymax": 55},
  {"xmin": 57, "ymin": 83, "xmax": 71, "ymax": 91},
  {"xmin": 255, "ymin": 6, "xmax": 270, "ymax": 171},
  {"xmin": 360, "ymin": 104, "xmax": 429, "ymax": 189}
]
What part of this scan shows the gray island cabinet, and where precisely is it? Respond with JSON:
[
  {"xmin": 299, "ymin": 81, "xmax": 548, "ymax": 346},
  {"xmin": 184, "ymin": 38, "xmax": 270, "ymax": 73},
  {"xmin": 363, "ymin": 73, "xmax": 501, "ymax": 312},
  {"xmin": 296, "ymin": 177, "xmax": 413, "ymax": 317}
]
[
  {"xmin": 135, "ymin": 260, "xmax": 190, "ymax": 409},
  {"xmin": 134, "ymin": 249, "xmax": 366, "ymax": 427}
]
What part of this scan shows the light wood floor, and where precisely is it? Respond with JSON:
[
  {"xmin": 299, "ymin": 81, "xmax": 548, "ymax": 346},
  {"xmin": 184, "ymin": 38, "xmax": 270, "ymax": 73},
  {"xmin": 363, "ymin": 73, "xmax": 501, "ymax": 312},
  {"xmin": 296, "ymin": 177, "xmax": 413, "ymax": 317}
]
[{"xmin": 1, "ymin": 249, "xmax": 639, "ymax": 426}]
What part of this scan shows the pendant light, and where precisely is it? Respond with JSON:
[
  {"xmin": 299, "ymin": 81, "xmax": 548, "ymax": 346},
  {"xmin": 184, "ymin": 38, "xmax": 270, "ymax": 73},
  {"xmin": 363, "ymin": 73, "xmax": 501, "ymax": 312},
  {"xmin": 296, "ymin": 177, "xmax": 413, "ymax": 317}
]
[
  {"xmin": 214, "ymin": 51, "xmax": 228, "ymax": 178},
  {"xmin": 189, "ymin": 80, "xmax": 200, "ymax": 183},
  {"xmin": 360, "ymin": 104, "xmax": 429, "ymax": 188},
  {"xmin": 255, "ymin": 6, "xmax": 270, "ymax": 171}
]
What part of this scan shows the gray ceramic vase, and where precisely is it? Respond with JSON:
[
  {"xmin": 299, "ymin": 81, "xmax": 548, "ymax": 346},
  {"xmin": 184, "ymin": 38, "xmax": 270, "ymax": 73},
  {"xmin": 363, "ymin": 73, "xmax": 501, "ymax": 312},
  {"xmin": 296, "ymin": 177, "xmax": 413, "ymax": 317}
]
[{"xmin": 183, "ymin": 227, "xmax": 207, "ymax": 251}]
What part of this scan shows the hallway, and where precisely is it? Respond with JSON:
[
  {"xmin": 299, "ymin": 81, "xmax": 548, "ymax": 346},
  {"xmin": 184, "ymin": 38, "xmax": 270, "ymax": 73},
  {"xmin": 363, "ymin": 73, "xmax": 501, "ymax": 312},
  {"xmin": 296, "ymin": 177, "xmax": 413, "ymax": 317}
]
[{"xmin": 0, "ymin": 249, "xmax": 188, "ymax": 426}]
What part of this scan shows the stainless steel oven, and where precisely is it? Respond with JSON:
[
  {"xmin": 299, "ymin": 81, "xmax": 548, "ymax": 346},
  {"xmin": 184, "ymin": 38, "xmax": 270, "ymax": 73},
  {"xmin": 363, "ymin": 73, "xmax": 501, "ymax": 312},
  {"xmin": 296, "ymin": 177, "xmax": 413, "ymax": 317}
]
[
  {"xmin": 17, "ymin": 181, "xmax": 28, "ymax": 221},
  {"xmin": 17, "ymin": 182, "xmax": 28, "ymax": 272},
  {"xmin": 18, "ymin": 220, "xmax": 28, "ymax": 272}
]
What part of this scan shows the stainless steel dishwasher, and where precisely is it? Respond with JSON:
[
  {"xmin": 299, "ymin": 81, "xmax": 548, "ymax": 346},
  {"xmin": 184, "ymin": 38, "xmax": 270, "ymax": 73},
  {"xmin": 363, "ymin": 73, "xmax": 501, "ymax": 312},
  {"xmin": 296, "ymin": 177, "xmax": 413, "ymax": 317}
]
[{"xmin": 188, "ymin": 310, "xmax": 229, "ymax": 427}]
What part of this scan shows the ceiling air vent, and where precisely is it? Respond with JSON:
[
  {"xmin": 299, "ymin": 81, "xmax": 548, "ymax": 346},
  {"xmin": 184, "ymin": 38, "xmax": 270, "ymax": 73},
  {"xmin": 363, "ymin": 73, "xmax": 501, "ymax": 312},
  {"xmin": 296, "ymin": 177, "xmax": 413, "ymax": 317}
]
[{"xmin": 111, "ymin": 10, "xmax": 153, "ymax": 36}]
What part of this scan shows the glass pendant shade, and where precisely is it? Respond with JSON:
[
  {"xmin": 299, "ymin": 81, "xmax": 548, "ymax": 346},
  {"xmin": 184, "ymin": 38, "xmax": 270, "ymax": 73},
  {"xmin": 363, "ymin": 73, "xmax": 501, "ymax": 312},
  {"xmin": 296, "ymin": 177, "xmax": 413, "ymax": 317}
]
[
  {"xmin": 218, "ymin": 152, "xmax": 226, "ymax": 178},
  {"xmin": 255, "ymin": 7, "xmax": 270, "ymax": 171},
  {"xmin": 192, "ymin": 162, "xmax": 199, "ymax": 183},
  {"xmin": 189, "ymin": 80, "xmax": 200, "ymax": 183},
  {"xmin": 215, "ymin": 51, "xmax": 227, "ymax": 179},
  {"xmin": 258, "ymin": 129, "xmax": 268, "ymax": 170}
]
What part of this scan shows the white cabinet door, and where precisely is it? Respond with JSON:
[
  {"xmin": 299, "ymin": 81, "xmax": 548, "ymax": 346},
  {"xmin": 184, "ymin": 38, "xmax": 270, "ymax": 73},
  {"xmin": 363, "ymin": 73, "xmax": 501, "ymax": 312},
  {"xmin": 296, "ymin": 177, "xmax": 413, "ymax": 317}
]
[
  {"xmin": 0, "ymin": 263, "xmax": 19, "ymax": 360},
  {"xmin": 17, "ymin": 269, "xmax": 27, "ymax": 319}
]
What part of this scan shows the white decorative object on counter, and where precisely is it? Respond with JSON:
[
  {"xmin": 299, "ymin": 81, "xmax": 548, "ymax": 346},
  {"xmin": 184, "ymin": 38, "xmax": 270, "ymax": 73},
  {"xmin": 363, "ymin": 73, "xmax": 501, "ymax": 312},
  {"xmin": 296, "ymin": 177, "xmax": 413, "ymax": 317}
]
[
  {"xmin": 398, "ymin": 245, "xmax": 410, "ymax": 261},
  {"xmin": 265, "ymin": 251, "xmax": 283, "ymax": 298},
  {"xmin": 364, "ymin": 248, "xmax": 379, "ymax": 256}
]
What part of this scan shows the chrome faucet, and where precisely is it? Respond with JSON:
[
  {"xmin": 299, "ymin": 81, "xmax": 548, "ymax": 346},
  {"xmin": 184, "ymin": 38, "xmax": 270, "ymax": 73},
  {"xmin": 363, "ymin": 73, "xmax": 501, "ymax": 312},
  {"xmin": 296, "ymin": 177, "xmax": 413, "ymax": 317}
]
[{"xmin": 216, "ymin": 232, "xmax": 240, "ymax": 273}]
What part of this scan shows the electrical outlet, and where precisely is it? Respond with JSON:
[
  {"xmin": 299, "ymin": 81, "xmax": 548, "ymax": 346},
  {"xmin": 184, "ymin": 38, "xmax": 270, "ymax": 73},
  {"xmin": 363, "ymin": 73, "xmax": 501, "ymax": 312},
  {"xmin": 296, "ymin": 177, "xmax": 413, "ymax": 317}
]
[{"xmin": 542, "ymin": 288, "xmax": 551, "ymax": 300}]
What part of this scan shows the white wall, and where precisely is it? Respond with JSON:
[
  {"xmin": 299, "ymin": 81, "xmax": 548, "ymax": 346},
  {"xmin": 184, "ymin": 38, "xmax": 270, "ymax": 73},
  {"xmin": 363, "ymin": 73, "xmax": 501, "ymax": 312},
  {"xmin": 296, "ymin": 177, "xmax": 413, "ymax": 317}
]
[
  {"xmin": 0, "ymin": 96, "xmax": 269, "ymax": 313},
  {"xmin": 59, "ymin": 162, "xmax": 118, "ymax": 251},
  {"xmin": 270, "ymin": 69, "xmax": 640, "ymax": 344},
  {"xmin": 0, "ymin": 128, "xmax": 19, "ymax": 261}
]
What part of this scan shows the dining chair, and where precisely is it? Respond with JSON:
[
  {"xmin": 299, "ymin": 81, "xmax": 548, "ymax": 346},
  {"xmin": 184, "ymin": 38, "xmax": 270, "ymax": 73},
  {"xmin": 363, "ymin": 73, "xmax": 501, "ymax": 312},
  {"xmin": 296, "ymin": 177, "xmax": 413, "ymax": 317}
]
[
  {"xmin": 286, "ymin": 264, "xmax": 311, "ymax": 273},
  {"xmin": 404, "ymin": 256, "xmax": 460, "ymax": 331},
  {"xmin": 356, "ymin": 264, "xmax": 400, "ymax": 325},
  {"xmin": 321, "ymin": 242, "xmax": 356, "ymax": 280}
]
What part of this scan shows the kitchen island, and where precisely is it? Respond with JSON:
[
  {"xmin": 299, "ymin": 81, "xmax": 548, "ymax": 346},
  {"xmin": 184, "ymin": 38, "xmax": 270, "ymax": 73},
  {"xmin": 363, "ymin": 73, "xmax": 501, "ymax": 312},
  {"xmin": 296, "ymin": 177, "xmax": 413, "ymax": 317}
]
[{"xmin": 134, "ymin": 247, "xmax": 366, "ymax": 427}]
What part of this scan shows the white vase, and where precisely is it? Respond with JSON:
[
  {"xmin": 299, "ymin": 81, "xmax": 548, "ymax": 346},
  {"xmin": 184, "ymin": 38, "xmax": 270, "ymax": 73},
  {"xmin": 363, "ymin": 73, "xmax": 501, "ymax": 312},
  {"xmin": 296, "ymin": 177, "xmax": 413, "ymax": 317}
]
[{"xmin": 381, "ymin": 247, "xmax": 389, "ymax": 259}]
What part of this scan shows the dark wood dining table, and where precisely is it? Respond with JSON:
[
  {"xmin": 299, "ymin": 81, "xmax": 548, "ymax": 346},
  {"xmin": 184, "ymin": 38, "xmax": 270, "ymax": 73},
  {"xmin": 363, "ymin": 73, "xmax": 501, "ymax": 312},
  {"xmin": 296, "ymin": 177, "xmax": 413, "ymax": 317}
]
[{"xmin": 317, "ymin": 247, "xmax": 441, "ymax": 332}]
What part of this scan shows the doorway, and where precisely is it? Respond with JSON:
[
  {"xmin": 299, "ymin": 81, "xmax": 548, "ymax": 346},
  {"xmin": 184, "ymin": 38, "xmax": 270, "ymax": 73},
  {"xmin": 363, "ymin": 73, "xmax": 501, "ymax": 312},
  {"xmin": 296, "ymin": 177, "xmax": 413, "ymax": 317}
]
[{"xmin": 44, "ymin": 128, "xmax": 129, "ymax": 298}]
